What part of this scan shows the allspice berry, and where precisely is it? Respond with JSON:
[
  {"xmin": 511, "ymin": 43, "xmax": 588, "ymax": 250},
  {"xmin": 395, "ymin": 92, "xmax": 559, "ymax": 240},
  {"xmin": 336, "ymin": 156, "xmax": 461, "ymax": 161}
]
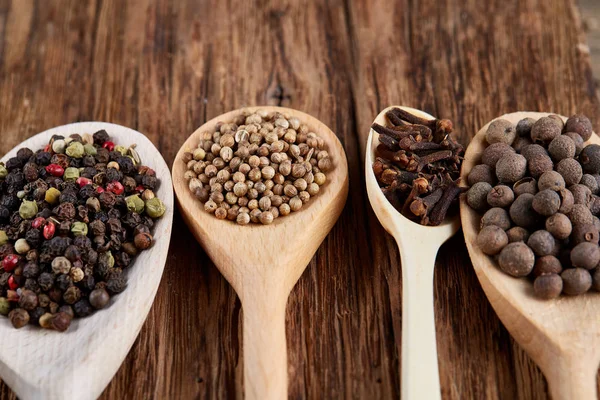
[
  {"xmin": 592, "ymin": 268, "xmax": 600, "ymax": 291},
  {"xmin": 481, "ymin": 143, "xmax": 515, "ymax": 167},
  {"xmin": 513, "ymin": 177, "xmax": 538, "ymax": 196},
  {"xmin": 579, "ymin": 174, "xmax": 599, "ymax": 194},
  {"xmin": 580, "ymin": 144, "xmax": 600, "ymax": 174},
  {"xmin": 527, "ymin": 230, "xmax": 557, "ymax": 256},
  {"xmin": 476, "ymin": 225, "xmax": 508, "ymax": 255},
  {"xmin": 558, "ymin": 188, "xmax": 575, "ymax": 214},
  {"xmin": 568, "ymin": 204, "xmax": 594, "ymax": 226},
  {"xmin": 561, "ymin": 268, "xmax": 592, "ymax": 295},
  {"xmin": 565, "ymin": 132, "xmax": 584, "ymax": 156},
  {"xmin": 485, "ymin": 119, "xmax": 516, "ymax": 145},
  {"xmin": 467, "ymin": 164, "xmax": 496, "ymax": 186},
  {"xmin": 571, "ymin": 223, "xmax": 599, "ymax": 245},
  {"xmin": 528, "ymin": 154, "xmax": 553, "ymax": 179},
  {"xmin": 570, "ymin": 242, "xmax": 600, "ymax": 270},
  {"xmin": 569, "ymin": 184, "xmax": 592, "ymax": 206},
  {"xmin": 498, "ymin": 242, "xmax": 535, "ymax": 277},
  {"xmin": 545, "ymin": 213, "xmax": 572, "ymax": 240},
  {"xmin": 89, "ymin": 288, "xmax": 110, "ymax": 309},
  {"xmin": 565, "ymin": 114, "xmax": 593, "ymax": 141},
  {"xmin": 480, "ymin": 207, "xmax": 512, "ymax": 231},
  {"xmin": 521, "ymin": 144, "xmax": 548, "ymax": 161},
  {"xmin": 532, "ymin": 189, "xmax": 560, "ymax": 216},
  {"xmin": 496, "ymin": 153, "xmax": 527, "ymax": 183},
  {"xmin": 532, "ymin": 255, "xmax": 563, "ymax": 278},
  {"xmin": 509, "ymin": 194, "xmax": 539, "ymax": 228},
  {"xmin": 506, "ymin": 226, "xmax": 530, "ymax": 243},
  {"xmin": 466, "ymin": 182, "xmax": 493, "ymax": 211},
  {"xmin": 556, "ymin": 158, "xmax": 583, "ymax": 186},
  {"xmin": 516, "ymin": 117, "xmax": 536, "ymax": 137},
  {"xmin": 531, "ymin": 116, "xmax": 562, "ymax": 145},
  {"xmin": 537, "ymin": 171, "xmax": 565, "ymax": 192},
  {"xmin": 533, "ymin": 274, "xmax": 563, "ymax": 299},
  {"xmin": 548, "ymin": 135, "xmax": 576, "ymax": 161},
  {"xmin": 487, "ymin": 185, "xmax": 514, "ymax": 208}
]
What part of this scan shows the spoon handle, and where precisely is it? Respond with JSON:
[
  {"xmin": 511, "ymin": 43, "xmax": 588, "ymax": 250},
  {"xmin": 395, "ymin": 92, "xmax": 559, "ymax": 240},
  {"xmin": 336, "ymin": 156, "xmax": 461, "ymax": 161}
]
[
  {"xmin": 396, "ymin": 239, "xmax": 441, "ymax": 400},
  {"xmin": 544, "ymin": 354, "xmax": 598, "ymax": 400},
  {"xmin": 242, "ymin": 294, "xmax": 288, "ymax": 400}
]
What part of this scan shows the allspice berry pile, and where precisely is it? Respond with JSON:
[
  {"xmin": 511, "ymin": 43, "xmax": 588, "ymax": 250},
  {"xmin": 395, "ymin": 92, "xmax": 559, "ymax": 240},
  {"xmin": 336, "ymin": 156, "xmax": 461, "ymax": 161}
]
[
  {"xmin": 183, "ymin": 109, "xmax": 331, "ymax": 225},
  {"xmin": 466, "ymin": 113, "xmax": 600, "ymax": 299},
  {"xmin": 0, "ymin": 130, "xmax": 166, "ymax": 331}
]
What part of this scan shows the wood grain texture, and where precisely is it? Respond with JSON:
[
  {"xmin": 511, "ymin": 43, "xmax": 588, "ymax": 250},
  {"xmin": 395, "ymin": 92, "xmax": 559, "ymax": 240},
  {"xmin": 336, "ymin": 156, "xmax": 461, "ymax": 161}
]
[{"xmin": 0, "ymin": 0, "xmax": 598, "ymax": 399}]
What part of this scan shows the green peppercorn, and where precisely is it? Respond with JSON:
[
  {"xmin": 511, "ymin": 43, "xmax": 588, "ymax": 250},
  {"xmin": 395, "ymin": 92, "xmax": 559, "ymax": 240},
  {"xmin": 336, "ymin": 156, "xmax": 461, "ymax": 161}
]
[
  {"xmin": 125, "ymin": 195, "xmax": 145, "ymax": 214},
  {"xmin": 45, "ymin": 187, "xmax": 61, "ymax": 204},
  {"xmin": 63, "ymin": 167, "xmax": 80, "ymax": 181},
  {"xmin": 145, "ymin": 197, "xmax": 166, "ymax": 218},
  {"xmin": 0, "ymin": 230, "xmax": 7, "ymax": 246},
  {"xmin": 99, "ymin": 251, "xmax": 115, "ymax": 268},
  {"xmin": 83, "ymin": 143, "xmax": 97, "ymax": 156},
  {"xmin": 19, "ymin": 200, "xmax": 38, "ymax": 219},
  {"xmin": 0, "ymin": 164, "xmax": 7, "ymax": 179},
  {"xmin": 71, "ymin": 221, "xmax": 88, "ymax": 237},
  {"xmin": 0, "ymin": 297, "xmax": 10, "ymax": 315},
  {"xmin": 66, "ymin": 142, "xmax": 85, "ymax": 158},
  {"xmin": 115, "ymin": 145, "xmax": 127, "ymax": 156}
]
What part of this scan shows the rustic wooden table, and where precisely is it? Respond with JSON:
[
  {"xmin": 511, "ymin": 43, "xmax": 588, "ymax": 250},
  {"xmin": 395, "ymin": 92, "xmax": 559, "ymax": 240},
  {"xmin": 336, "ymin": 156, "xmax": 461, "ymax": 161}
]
[{"xmin": 0, "ymin": 0, "xmax": 599, "ymax": 399}]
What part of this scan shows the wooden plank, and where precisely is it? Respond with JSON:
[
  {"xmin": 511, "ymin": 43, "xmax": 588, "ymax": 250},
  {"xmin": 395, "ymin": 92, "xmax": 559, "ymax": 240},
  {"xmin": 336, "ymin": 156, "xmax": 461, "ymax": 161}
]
[{"xmin": 0, "ymin": 0, "xmax": 597, "ymax": 399}]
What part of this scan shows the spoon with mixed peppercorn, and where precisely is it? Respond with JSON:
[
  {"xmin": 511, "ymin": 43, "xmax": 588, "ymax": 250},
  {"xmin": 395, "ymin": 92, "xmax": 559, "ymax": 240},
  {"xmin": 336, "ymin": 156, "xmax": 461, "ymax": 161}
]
[
  {"xmin": 173, "ymin": 106, "xmax": 348, "ymax": 400},
  {"xmin": 0, "ymin": 122, "xmax": 173, "ymax": 400},
  {"xmin": 365, "ymin": 106, "xmax": 462, "ymax": 400},
  {"xmin": 461, "ymin": 112, "xmax": 600, "ymax": 400}
]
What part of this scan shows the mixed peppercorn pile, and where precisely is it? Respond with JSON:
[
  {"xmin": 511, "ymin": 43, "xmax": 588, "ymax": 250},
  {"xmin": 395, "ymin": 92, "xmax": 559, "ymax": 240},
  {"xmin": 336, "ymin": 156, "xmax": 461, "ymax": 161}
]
[
  {"xmin": 466, "ymin": 113, "xmax": 600, "ymax": 299},
  {"xmin": 0, "ymin": 130, "xmax": 166, "ymax": 331}
]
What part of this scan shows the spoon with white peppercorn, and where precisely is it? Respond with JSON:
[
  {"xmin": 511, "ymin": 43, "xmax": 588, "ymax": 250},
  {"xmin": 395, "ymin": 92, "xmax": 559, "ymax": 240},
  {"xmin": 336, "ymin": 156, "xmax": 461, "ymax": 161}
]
[
  {"xmin": 172, "ymin": 106, "xmax": 348, "ymax": 400},
  {"xmin": 365, "ymin": 106, "xmax": 461, "ymax": 400},
  {"xmin": 461, "ymin": 111, "xmax": 600, "ymax": 400}
]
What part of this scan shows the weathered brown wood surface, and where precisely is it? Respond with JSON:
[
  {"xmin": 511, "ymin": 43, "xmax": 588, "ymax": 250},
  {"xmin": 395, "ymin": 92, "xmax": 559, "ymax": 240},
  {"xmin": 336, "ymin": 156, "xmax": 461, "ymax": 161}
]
[{"xmin": 0, "ymin": 0, "xmax": 598, "ymax": 398}]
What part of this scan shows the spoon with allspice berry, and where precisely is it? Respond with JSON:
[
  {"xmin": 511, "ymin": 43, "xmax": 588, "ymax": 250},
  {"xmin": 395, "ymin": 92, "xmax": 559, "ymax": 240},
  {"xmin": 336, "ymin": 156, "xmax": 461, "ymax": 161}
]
[
  {"xmin": 461, "ymin": 112, "xmax": 600, "ymax": 400},
  {"xmin": 173, "ymin": 106, "xmax": 348, "ymax": 400},
  {"xmin": 365, "ymin": 106, "xmax": 462, "ymax": 400}
]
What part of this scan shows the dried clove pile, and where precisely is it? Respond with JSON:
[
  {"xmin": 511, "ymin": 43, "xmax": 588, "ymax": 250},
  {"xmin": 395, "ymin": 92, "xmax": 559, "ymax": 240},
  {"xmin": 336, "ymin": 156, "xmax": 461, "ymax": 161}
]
[{"xmin": 372, "ymin": 108, "xmax": 464, "ymax": 225}]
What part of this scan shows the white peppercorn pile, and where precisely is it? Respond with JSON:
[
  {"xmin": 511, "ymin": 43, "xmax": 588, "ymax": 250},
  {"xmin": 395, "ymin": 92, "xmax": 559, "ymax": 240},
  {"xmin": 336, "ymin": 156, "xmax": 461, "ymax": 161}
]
[
  {"xmin": 466, "ymin": 113, "xmax": 600, "ymax": 299},
  {"xmin": 182, "ymin": 110, "xmax": 332, "ymax": 225}
]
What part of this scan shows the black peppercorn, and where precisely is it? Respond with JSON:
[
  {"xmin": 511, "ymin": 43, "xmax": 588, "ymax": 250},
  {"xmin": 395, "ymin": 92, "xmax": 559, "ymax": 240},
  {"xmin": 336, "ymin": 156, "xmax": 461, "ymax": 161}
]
[
  {"xmin": 93, "ymin": 129, "xmax": 110, "ymax": 145},
  {"xmin": 18, "ymin": 289, "xmax": 38, "ymax": 311},
  {"xmin": 106, "ymin": 276, "xmax": 127, "ymax": 294},
  {"xmin": 22, "ymin": 262, "xmax": 40, "ymax": 279},
  {"xmin": 73, "ymin": 299, "xmax": 93, "ymax": 317},
  {"xmin": 37, "ymin": 272, "xmax": 55, "ymax": 292},
  {"xmin": 63, "ymin": 286, "xmax": 82, "ymax": 305},
  {"xmin": 89, "ymin": 288, "xmax": 110, "ymax": 309},
  {"xmin": 55, "ymin": 274, "xmax": 73, "ymax": 292}
]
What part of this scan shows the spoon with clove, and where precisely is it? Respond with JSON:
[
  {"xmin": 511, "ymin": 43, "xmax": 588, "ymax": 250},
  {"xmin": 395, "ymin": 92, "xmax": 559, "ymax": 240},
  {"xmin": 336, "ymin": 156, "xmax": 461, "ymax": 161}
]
[
  {"xmin": 365, "ymin": 106, "xmax": 461, "ymax": 400},
  {"xmin": 461, "ymin": 112, "xmax": 600, "ymax": 400},
  {"xmin": 172, "ymin": 106, "xmax": 348, "ymax": 400}
]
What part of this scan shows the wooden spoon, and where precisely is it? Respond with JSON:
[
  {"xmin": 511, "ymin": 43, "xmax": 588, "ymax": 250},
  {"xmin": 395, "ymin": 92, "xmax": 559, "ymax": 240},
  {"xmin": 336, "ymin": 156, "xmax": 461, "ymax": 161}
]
[
  {"xmin": 460, "ymin": 112, "xmax": 600, "ymax": 400},
  {"xmin": 365, "ymin": 106, "xmax": 460, "ymax": 400},
  {"xmin": 0, "ymin": 122, "xmax": 174, "ymax": 400},
  {"xmin": 172, "ymin": 106, "xmax": 348, "ymax": 400}
]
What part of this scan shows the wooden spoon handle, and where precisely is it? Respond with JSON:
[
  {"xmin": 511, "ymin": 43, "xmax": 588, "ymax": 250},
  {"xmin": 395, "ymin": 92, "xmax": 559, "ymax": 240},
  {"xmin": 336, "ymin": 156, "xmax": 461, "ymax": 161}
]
[
  {"xmin": 397, "ymin": 239, "xmax": 441, "ymax": 400},
  {"xmin": 242, "ymin": 295, "xmax": 288, "ymax": 400},
  {"xmin": 544, "ymin": 355, "xmax": 598, "ymax": 400}
]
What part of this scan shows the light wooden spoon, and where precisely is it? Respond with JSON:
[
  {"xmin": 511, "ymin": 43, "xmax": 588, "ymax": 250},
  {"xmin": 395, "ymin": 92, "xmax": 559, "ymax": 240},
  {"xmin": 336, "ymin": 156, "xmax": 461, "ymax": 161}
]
[
  {"xmin": 0, "ymin": 122, "xmax": 174, "ymax": 400},
  {"xmin": 172, "ymin": 106, "xmax": 348, "ymax": 400},
  {"xmin": 460, "ymin": 111, "xmax": 600, "ymax": 400},
  {"xmin": 365, "ymin": 106, "xmax": 460, "ymax": 400}
]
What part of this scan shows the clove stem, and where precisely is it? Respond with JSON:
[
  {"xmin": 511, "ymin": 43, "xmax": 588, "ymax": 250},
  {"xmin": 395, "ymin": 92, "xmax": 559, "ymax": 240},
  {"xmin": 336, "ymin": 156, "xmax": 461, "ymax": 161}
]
[{"xmin": 428, "ymin": 182, "xmax": 461, "ymax": 226}]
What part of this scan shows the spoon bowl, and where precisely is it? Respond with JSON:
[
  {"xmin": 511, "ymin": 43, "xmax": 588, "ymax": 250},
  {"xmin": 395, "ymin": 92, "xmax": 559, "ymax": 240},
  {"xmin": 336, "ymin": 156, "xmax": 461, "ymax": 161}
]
[
  {"xmin": 172, "ymin": 106, "xmax": 348, "ymax": 400},
  {"xmin": 460, "ymin": 112, "xmax": 600, "ymax": 400},
  {"xmin": 365, "ymin": 106, "xmax": 460, "ymax": 400},
  {"xmin": 0, "ymin": 122, "xmax": 174, "ymax": 400}
]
